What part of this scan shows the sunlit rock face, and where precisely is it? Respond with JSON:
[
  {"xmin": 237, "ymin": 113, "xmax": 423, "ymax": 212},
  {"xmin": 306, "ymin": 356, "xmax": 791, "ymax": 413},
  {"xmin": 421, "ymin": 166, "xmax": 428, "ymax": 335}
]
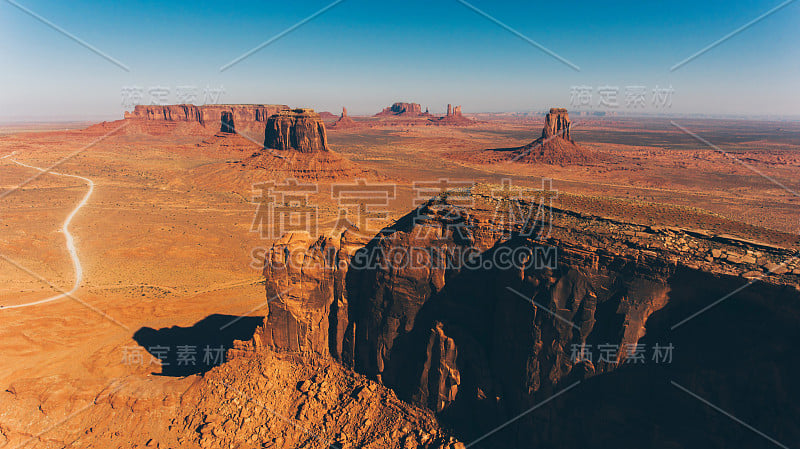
[
  {"xmin": 250, "ymin": 192, "xmax": 800, "ymax": 448},
  {"xmin": 263, "ymin": 108, "xmax": 329, "ymax": 153}
]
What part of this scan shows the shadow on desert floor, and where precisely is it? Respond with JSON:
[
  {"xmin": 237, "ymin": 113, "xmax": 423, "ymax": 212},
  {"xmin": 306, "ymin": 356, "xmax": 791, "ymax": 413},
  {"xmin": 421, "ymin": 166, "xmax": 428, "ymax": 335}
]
[{"xmin": 133, "ymin": 313, "xmax": 263, "ymax": 376}]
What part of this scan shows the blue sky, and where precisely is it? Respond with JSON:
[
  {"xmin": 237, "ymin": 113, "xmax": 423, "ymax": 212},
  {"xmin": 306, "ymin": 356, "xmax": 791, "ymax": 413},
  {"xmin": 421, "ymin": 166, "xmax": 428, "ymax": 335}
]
[{"xmin": 1, "ymin": 0, "xmax": 798, "ymax": 120}]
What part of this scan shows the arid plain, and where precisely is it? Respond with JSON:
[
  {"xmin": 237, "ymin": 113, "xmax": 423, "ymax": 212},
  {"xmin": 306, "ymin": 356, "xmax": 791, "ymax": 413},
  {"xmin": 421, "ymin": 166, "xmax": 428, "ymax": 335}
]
[{"xmin": 1, "ymin": 107, "xmax": 799, "ymax": 448}]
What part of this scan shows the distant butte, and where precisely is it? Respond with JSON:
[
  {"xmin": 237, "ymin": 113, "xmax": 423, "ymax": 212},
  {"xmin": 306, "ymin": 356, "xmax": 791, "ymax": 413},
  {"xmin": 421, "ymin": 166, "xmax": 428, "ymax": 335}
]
[
  {"xmin": 375, "ymin": 102, "xmax": 430, "ymax": 117},
  {"xmin": 511, "ymin": 107, "xmax": 593, "ymax": 164},
  {"xmin": 192, "ymin": 107, "xmax": 373, "ymax": 184},
  {"xmin": 123, "ymin": 104, "xmax": 371, "ymax": 183},
  {"xmin": 451, "ymin": 107, "xmax": 594, "ymax": 165},
  {"xmin": 431, "ymin": 103, "xmax": 475, "ymax": 126},
  {"xmin": 329, "ymin": 107, "xmax": 359, "ymax": 129}
]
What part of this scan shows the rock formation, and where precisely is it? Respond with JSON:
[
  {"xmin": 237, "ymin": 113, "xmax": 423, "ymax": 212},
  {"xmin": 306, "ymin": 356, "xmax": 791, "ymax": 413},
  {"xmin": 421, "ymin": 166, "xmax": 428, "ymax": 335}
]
[
  {"xmin": 540, "ymin": 107, "xmax": 571, "ymax": 140},
  {"xmin": 375, "ymin": 102, "xmax": 428, "ymax": 117},
  {"xmin": 247, "ymin": 186, "xmax": 800, "ymax": 448},
  {"xmin": 124, "ymin": 104, "xmax": 290, "ymax": 141},
  {"xmin": 509, "ymin": 107, "xmax": 593, "ymax": 163},
  {"xmin": 329, "ymin": 107, "xmax": 359, "ymax": 129},
  {"xmin": 433, "ymin": 103, "xmax": 473, "ymax": 126},
  {"xmin": 454, "ymin": 107, "xmax": 591, "ymax": 164},
  {"xmin": 180, "ymin": 349, "xmax": 460, "ymax": 449},
  {"xmin": 187, "ymin": 107, "xmax": 371, "ymax": 186},
  {"xmin": 125, "ymin": 104, "xmax": 289, "ymax": 126},
  {"xmin": 263, "ymin": 108, "xmax": 328, "ymax": 153}
]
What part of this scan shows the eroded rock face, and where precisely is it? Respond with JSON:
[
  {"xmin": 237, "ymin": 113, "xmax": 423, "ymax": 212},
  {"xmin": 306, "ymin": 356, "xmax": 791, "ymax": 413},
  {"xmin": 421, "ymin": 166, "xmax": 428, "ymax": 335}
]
[
  {"xmin": 259, "ymin": 232, "xmax": 337, "ymax": 355},
  {"xmin": 124, "ymin": 104, "xmax": 290, "ymax": 140},
  {"xmin": 125, "ymin": 104, "xmax": 289, "ymax": 126},
  {"xmin": 264, "ymin": 108, "xmax": 329, "ymax": 153},
  {"xmin": 124, "ymin": 104, "xmax": 204, "ymax": 122},
  {"xmin": 254, "ymin": 191, "xmax": 800, "ymax": 448},
  {"xmin": 541, "ymin": 107, "xmax": 572, "ymax": 140}
]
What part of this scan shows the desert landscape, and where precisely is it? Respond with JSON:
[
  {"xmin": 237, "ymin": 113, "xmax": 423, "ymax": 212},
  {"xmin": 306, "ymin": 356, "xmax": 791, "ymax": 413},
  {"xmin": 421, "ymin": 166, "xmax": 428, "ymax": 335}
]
[
  {"xmin": 2, "ymin": 1, "xmax": 799, "ymax": 448},
  {"xmin": 1, "ymin": 102, "xmax": 798, "ymax": 448}
]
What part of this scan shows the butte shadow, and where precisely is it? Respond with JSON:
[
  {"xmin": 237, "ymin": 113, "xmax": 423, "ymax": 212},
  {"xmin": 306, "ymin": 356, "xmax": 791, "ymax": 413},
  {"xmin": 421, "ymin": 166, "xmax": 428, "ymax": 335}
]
[{"xmin": 133, "ymin": 313, "xmax": 264, "ymax": 376}]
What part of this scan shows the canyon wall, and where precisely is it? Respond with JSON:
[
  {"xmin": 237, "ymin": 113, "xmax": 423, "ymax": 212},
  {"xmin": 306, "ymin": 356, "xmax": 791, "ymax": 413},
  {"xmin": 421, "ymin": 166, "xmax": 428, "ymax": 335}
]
[{"xmin": 242, "ymin": 189, "xmax": 800, "ymax": 448}]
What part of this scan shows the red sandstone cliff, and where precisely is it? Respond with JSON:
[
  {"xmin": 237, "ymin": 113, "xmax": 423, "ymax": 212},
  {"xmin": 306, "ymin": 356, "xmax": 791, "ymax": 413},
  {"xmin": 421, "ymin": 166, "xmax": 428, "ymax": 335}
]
[
  {"xmin": 263, "ymin": 108, "xmax": 328, "ymax": 153},
  {"xmin": 124, "ymin": 104, "xmax": 290, "ymax": 140},
  {"xmin": 243, "ymin": 187, "xmax": 800, "ymax": 448}
]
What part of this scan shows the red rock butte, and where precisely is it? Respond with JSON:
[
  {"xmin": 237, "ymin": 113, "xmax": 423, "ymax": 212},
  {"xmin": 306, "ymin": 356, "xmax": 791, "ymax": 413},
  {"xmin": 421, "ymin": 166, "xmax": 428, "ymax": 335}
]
[
  {"xmin": 375, "ymin": 102, "xmax": 430, "ymax": 117},
  {"xmin": 512, "ymin": 107, "xmax": 593, "ymax": 164},
  {"xmin": 432, "ymin": 103, "xmax": 474, "ymax": 126},
  {"xmin": 541, "ymin": 107, "xmax": 572, "ymax": 140},
  {"xmin": 263, "ymin": 108, "xmax": 328, "ymax": 153},
  {"xmin": 329, "ymin": 107, "xmax": 359, "ymax": 129}
]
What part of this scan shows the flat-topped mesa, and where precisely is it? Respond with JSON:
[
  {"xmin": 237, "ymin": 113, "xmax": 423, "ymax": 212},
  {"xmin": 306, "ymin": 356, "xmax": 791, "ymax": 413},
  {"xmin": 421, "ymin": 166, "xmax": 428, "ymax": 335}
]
[
  {"xmin": 124, "ymin": 104, "xmax": 290, "ymax": 138},
  {"xmin": 375, "ymin": 102, "xmax": 426, "ymax": 117},
  {"xmin": 541, "ymin": 107, "xmax": 572, "ymax": 141},
  {"xmin": 264, "ymin": 108, "xmax": 329, "ymax": 153},
  {"xmin": 125, "ymin": 104, "xmax": 289, "ymax": 126}
]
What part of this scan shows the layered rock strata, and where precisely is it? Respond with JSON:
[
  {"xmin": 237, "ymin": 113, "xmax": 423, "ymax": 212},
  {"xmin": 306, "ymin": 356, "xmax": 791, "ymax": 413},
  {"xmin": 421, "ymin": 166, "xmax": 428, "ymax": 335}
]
[
  {"xmin": 263, "ymin": 108, "xmax": 329, "ymax": 153},
  {"xmin": 243, "ymin": 186, "xmax": 800, "ymax": 448},
  {"xmin": 124, "ymin": 104, "xmax": 290, "ymax": 140}
]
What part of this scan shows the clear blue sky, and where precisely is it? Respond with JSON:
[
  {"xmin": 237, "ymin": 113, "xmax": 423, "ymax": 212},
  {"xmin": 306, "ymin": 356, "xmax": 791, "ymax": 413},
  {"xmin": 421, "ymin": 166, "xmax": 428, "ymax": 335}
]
[{"xmin": 1, "ymin": 0, "xmax": 799, "ymax": 120}]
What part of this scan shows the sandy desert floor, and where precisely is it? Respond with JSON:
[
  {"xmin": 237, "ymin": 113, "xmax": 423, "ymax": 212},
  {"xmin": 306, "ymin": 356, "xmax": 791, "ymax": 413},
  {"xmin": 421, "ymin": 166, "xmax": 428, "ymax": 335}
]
[{"xmin": 0, "ymin": 116, "xmax": 798, "ymax": 447}]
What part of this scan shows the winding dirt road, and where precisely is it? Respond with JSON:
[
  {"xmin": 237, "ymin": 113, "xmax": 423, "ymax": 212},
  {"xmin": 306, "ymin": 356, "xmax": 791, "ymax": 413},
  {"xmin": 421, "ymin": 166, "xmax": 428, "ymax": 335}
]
[{"xmin": 1, "ymin": 155, "xmax": 94, "ymax": 309}]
